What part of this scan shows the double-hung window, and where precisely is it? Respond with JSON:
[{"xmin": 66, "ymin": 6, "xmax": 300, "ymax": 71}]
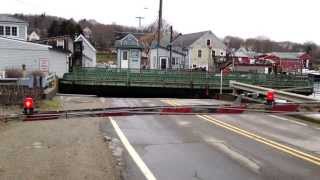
[
  {"xmin": 5, "ymin": 26, "xmax": 11, "ymax": 36},
  {"xmin": 0, "ymin": 26, "xmax": 3, "ymax": 35},
  {"xmin": 122, "ymin": 51, "xmax": 128, "ymax": 60},
  {"xmin": 11, "ymin": 27, "xmax": 18, "ymax": 36},
  {"xmin": 198, "ymin": 50, "xmax": 202, "ymax": 58}
]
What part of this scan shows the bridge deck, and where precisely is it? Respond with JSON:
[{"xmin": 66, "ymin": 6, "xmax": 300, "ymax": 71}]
[{"xmin": 60, "ymin": 68, "xmax": 313, "ymax": 93}]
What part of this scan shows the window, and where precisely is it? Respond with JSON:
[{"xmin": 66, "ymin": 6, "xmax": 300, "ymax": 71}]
[
  {"xmin": 5, "ymin": 26, "xmax": 10, "ymax": 36},
  {"xmin": 207, "ymin": 40, "xmax": 211, "ymax": 46},
  {"xmin": 212, "ymin": 50, "xmax": 216, "ymax": 58},
  {"xmin": 172, "ymin": 57, "xmax": 176, "ymax": 65},
  {"xmin": 11, "ymin": 27, "xmax": 17, "ymax": 36},
  {"xmin": 198, "ymin": 50, "xmax": 202, "ymax": 58},
  {"xmin": 0, "ymin": 26, "xmax": 3, "ymax": 35},
  {"xmin": 122, "ymin": 51, "xmax": 128, "ymax": 60},
  {"xmin": 131, "ymin": 50, "xmax": 139, "ymax": 59}
]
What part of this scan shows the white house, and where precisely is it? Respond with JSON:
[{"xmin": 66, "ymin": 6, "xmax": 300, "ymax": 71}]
[
  {"xmin": 151, "ymin": 31, "xmax": 227, "ymax": 71},
  {"xmin": 28, "ymin": 31, "xmax": 40, "ymax": 41},
  {"xmin": 0, "ymin": 36, "xmax": 70, "ymax": 78},
  {"xmin": 36, "ymin": 34, "xmax": 96, "ymax": 68},
  {"xmin": 115, "ymin": 33, "xmax": 142, "ymax": 69},
  {"xmin": 75, "ymin": 34, "xmax": 97, "ymax": 67},
  {"xmin": 0, "ymin": 14, "xmax": 28, "ymax": 41},
  {"xmin": 149, "ymin": 33, "xmax": 186, "ymax": 70},
  {"xmin": 150, "ymin": 47, "xmax": 186, "ymax": 70}
]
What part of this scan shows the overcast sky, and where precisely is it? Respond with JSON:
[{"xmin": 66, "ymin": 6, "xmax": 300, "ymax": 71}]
[{"xmin": 3, "ymin": 0, "xmax": 319, "ymax": 44}]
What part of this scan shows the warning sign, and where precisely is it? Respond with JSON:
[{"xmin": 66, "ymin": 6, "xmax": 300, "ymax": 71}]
[{"xmin": 39, "ymin": 59, "xmax": 49, "ymax": 73}]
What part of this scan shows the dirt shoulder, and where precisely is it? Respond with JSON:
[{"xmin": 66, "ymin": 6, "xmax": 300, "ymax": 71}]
[{"xmin": 0, "ymin": 95, "xmax": 119, "ymax": 180}]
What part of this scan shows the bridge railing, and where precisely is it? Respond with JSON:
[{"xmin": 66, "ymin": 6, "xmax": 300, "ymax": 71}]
[{"xmin": 62, "ymin": 68, "xmax": 312, "ymax": 89}]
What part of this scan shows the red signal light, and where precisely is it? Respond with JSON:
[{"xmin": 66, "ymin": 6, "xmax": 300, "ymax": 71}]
[
  {"xmin": 25, "ymin": 101, "xmax": 31, "ymax": 108},
  {"xmin": 24, "ymin": 97, "xmax": 34, "ymax": 109},
  {"xmin": 266, "ymin": 91, "xmax": 275, "ymax": 101}
]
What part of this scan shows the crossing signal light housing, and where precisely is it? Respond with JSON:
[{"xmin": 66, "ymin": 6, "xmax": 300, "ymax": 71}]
[
  {"xmin": 23, "ymin": 97, "xmax": 34, "ymax": 115},
  {"xmin": 266, "ymin": 91, "xmax": 275, "ymax": 105}
]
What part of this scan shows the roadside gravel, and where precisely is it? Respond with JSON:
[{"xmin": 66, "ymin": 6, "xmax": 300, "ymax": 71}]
[{"xmin": 0, "ymin": 95, "xmax": 119, "ymax": 180}]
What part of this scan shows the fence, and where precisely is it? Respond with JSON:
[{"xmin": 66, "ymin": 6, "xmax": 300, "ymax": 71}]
[
  {"xmin": 0, "ymin": 85, "xmax": 43, "ymax": 105},
  {"xmin": 0, "ymin": 73, "xmax": 57, "ymax": 105}
]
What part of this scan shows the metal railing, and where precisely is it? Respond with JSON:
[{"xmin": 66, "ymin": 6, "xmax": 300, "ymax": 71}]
[
  {"xmin": 61, "ymin": 68, "xmax": 313, "ymax": 90},
  {"xmin": 230, "ymin": 81, "xmax": 317, "ymax": 103}
]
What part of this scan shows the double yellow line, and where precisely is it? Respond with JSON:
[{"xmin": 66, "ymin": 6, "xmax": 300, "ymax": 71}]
[{"xmin": 162, "ymin": 99, "xmax": 320, "ymax": 166}]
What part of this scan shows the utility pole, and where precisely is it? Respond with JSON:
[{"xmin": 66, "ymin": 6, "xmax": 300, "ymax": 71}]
[
  {"xmin": 136, "ymin": 16, "xmax": 144, "ymax": 29},
  {"xmin": 156, "ymin": 0, "xmax": 163, "ymax": 69},
  {"xmin": 169, "ymin": 26, "xmax": 173, "ymax": 69}
]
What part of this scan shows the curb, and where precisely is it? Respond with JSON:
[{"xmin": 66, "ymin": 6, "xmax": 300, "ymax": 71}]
[{"xmin": 289, "ymin": 114, "xmax": 320, "ymax": 125}]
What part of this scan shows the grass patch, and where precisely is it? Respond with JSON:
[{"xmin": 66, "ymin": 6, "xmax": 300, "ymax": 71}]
[
  {"xmin": 38, "ymin": 97, "xmax": 61, "ymax": 111},
  {"xmin": 97, "ymin": 52, "xmax": 116, "ymax": 64}
]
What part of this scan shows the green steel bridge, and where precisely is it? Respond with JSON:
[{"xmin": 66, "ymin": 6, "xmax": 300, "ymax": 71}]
[{"xmin": 59, "ymin": 68, "xmax": 314, "ymax": 96}]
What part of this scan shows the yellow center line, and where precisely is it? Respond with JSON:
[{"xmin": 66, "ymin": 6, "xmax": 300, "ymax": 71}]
[
  {"xmin": 163, "ymin": 99, "xmax": 320, "ymax": 166},
  {"xmin": 198, "ymin": 115, "xmax": 320, "ymax": 166}
]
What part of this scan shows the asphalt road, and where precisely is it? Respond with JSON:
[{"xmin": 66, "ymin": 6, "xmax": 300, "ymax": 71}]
[{"xmin": 102, "ymin": 98, "xmax": 320, "ymax": 180}]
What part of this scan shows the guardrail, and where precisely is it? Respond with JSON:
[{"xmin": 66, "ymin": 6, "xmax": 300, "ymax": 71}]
[{"xmin": 230, "ymin": 81, "xmax": 318, "ymax": 103}]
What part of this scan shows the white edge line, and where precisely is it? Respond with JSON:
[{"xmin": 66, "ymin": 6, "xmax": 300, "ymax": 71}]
[
  {"xmin": 109, "ymin": 117, "xmax": 157, "ymax": 180},
  {"xmin": 269, "ymin": 115, "xmax": 307, "ymax": 127}
]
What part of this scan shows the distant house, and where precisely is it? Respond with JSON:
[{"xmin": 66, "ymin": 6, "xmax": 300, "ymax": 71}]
[
  {"xmin": 75, "ymin": 34, "xmax": 97, "ymax": 67},
  {"xmin": 0, "ymin": 14, "xmax": 28, "ymax": 41},
  {"xmin": 0, "ymin": 36, "xmax": 70, "ymax": 78},
  {"xmin": 234, "ymin": 47, "xmax": 258, "ymax": 64},
  {"xmin": 150, "ymin": 31, "xmax": 227, "ymax": 71},
  {"xmin": 28, "ymin": 31, "xmax": 40, "ymax": 41},
  {"xmin": 35, "ymin": 34, "xmax": 97, "ymax": 68},
  {"xmin": 115, "ymin": 33, "xmax": 143, "ymax": 69},
  {"xmin": 35, "ymin": 35, "xmax": 74, "ymax": 52},
  {"xmin": 258, "ymin": 52, "xmax": 311, "ymax": 73},
  {"xmin": 149, "ymin": 34, "xmax": 186, "ymax": 70},
  {"xmin": 174, "ymin": 31, "xmax": 227, "ymax": 71},
  {"xmin": 83, "ymin": 27, "xmax": 92, "ymax": 39}
]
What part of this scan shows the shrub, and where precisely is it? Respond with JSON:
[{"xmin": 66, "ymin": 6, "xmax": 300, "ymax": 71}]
[{"xmin": 5, "ymin": 69, "xmax": 23, "ymax": 78}]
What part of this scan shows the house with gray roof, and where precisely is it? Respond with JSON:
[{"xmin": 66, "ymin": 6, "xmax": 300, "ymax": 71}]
[
  {"xmin": 0, "ymin": 14, "xmax": 28, "ymax": 41},
  {"xmin": 150, "ymin": 30, "xmax": 227, "ymax": 71},
  {"xmin": 149, "ymin": 33, "xmax": 186, "ymax": 70},
  {"xmin": 0, "ymin": 36, "xmax": 70, "ymax": 78},
  {"xmin": 115, "ymin": 33, "xmax": 143, "ymax": 69}
]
